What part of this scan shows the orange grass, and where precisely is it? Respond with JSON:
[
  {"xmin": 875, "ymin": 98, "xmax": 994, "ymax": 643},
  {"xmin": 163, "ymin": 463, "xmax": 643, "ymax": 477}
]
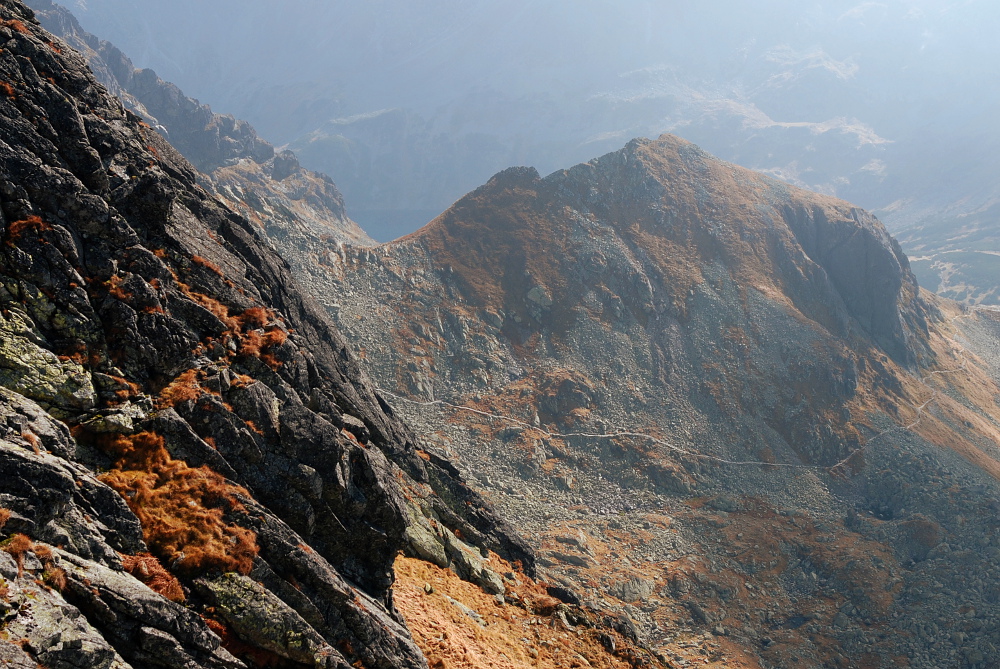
[
  {"xmin": 192, "ymin": 255, "xmax": 224, "ymax": 277},
  {"xmin": 0, "ymin": 534, "xmax": 33, "ymax": 575},
  {"xmin": 157, "ymin": 369, "xmax": 203, "ymax": 408},
  {"xmin": 6, "ymin": 215, "xmax": 50, "ymax": 242},
  {"xmin": 1, "ymin": 19, "xmax": 29, "ymax": 33},
  {"xmin": 98, "ymin": 432, "xmax": 258, "ymax": 577},
  {"xmin": 122, "ymin": 552, "xmax": 186, "ymax": 602}
]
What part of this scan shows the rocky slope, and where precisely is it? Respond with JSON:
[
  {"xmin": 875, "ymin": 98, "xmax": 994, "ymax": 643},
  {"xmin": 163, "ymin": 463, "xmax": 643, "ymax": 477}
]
[
  {"xmin": 25, "ymin": 0, "xmax": 375, "ymax": 249},
  {"xmin": 289, "ymin": 136, "xmax": 1000, "ymax": 668},
  {"xmin": 0, "ymin": 3, "xmax": 626, "ymax": 667}
]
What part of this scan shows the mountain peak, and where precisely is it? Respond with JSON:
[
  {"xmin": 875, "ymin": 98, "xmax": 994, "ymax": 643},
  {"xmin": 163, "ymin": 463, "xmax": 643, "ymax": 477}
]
[{"xmin": 414, "ymin": 133, "xmax": 928, "ymax": 366}]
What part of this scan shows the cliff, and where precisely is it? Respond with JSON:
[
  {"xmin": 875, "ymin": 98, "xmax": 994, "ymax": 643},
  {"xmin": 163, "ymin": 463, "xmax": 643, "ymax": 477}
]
[{"xmin": 0, "ymin": 3, "xmax": 540, "ymax": 667}]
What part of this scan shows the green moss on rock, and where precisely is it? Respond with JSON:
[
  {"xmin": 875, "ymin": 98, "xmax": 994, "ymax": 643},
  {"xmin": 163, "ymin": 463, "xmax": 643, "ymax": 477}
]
[{"xmin": 0, "ymin": 308, "xmax": 95, "ymax": 415}]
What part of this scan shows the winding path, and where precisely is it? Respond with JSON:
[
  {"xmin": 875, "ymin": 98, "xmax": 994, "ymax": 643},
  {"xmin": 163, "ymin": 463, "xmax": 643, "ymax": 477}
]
[{"xmin": 378, "ymin": 307, "xmax": 986, "ymax": 477}]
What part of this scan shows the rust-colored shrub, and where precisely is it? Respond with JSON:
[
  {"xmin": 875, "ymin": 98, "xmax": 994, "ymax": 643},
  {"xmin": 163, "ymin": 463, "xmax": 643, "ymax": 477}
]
[
  {"xmin": 1, "ymin": 533, "xmax": 35, "ymax": 575},
  {"xmin": 260, "ymin": 350, "xmax": 282, "ymax": 370},
  {"xmin": 32, "ymin": 543, "xmax": 52, "ymax": 562},
  {"xmin": 121, "ymin": 552, "xmax": 185, "ymax": 602},
  {"xmin": 21, "ymin": 431, "xmax": 40, "ymax": 455},
  {"xmin": 191, "ymin": 291, "xmax": 239, "ymax": 331},
  {"xmin": 42, "ymin": 566, "xmax": 67, "ymax": 591},
  {"xmin": 237, "ymin": 306, "xmax": 270, "ymax": 329},
  {"xmin": 192, "ymin": 255, "xmax": 224, "ymax": 277},
  {"xmin": 238, "ymin": 327, "xmax": 286, "ymax": 369},
  {"xmin": 47, "ymin": 41, "xmax": 62, "ymax": 54},
  {"xmin": 2, "ymin": 19, "xmax": 29, "ymax": 33},
  {"xmin": 106, "ymin": 274, "xmax": 132, "ymax": 300},
  {"xmin": 0, "ymin": 81, "xmax": 14, "ymax": 98},
  {"xmin": 157, "ymin": 369, "xmax": 202, "ymax": 409},
  {"xmin": 6, "ymin": 215, "xmax": 50, "ymax": 242},
  {"xmin": 0, "ymin": 507, "xmax": 10, "ymax": 531},
  {"xmin": 239, "ymin": 330, "xmax": 264, "ymax": 358},
  {"xmin": 263, "ymin": 327, "xmax": 288, "ymax": 347},
  {"xmin": 230, "ymin": 373, "xmax": 254, "ymax": 388},
  {"xmin": 110, "ymin": 375, "xmax": 141, "ymax": 400},
  {"xmin": 98, "ymin": 432, "xmax": 258, "ymax": 576}
]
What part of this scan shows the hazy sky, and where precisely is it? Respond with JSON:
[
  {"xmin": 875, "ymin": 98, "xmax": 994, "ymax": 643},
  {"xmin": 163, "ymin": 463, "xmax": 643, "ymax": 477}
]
[{"xmin": 69, "ymin": 0, "xmax": 1000, "ymax": 236}]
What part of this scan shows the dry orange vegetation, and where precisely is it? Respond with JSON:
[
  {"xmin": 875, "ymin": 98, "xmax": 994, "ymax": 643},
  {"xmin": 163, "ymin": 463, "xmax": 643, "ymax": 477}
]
[
  {"xmin": 192, "ymin": 254, "xmax": 224, "ymax": 277},
  {"xmin": 98, "ymin": 432, "xmax": 258, "ymax": 576},
  {"xmin": 1, "ymin": 18, "xmax": 29, "ymax": 34},
  {"xmin": 5, "ymin": 215, "xmax": 51, "ymax": 243},
  {"xmin": 121, "ymin": 552, "xmax": 186, "ymax": 602},
  {"xmin": 0, "ymin": 534, "xmax": 66, "ymax": 591},
  {"xmin": 394, "ymin": 556, "xmax": 637, "ymax": 669}
]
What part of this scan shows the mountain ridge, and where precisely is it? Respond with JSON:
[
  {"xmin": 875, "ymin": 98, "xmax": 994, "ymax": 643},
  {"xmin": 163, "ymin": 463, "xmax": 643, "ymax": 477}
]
[{"xmin": 308, "ymin": 135, "xmax": 1000, "ymax": 668}]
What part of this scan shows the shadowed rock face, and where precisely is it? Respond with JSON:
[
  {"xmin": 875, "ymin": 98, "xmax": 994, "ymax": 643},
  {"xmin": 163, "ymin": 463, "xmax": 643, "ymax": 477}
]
[{"xmin": 0, "ymin": 2, "xmax": 533, "ymax": 667}]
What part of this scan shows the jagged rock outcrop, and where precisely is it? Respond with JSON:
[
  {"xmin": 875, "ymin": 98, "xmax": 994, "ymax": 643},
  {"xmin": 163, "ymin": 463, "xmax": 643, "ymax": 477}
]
[{"xmin": 0, "ymin": 2, "xmax": 533, "ymax": 667}]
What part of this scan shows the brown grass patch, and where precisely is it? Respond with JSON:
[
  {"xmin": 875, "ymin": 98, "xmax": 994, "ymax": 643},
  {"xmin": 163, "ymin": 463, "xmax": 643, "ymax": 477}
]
[
  {"xmin": 122, "ymin": 552, "xmax": 186, "ymax": 602},
  {"xmin": 0, "ymin": 507, "xmax": 10, "ymax": 532},
  {"xmin": 42, "ymin": 566, "xmax": 67, "ymax": 591},
  {"xmin": 192, "ymin": 255, "xmax": 224, "ymax": 277},
  {"xmin": 394, "ymin": 556, "xmax": 633, "ymax": 669},
  {"xmin": 5, "ymin": 215, "xmax": 51, "ymax": 243},
  {"xmin": 0, "ymin": 533, "xmax": 33, "ymax": 575},
  {"xmin": 21, "ymin": 431, "xmax": 40, "ymax": 455},
  {"xmin": 236, "ymin": 306, "xmax": 271, "ymax": 329},
  {"xmin": 106, "ymin": 274, "xmax": 132, "ymax": 300},
  {"xmin": 0, "ymin": 534, "xmax": 65, "ymax": 591},
  {"xmin": 2, "ymin": 19, "xmax": 29, "ymax": 34},
  {"xmin": 157, "ymin": 369, "xmax": 203, "ymax": 409},
  {"xmin": 0, "ymin": 80, "xmax": 14, "ymax": 98},
  {"xmin": 98, "ymin": 432, "xmax": 258, "ymax": 577}
]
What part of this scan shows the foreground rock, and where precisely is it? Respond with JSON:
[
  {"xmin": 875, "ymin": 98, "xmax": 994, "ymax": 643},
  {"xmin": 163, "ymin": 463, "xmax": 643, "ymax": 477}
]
[{"xmin": 0, "ymin": 2, "xmax": 536, "ymax": 667}]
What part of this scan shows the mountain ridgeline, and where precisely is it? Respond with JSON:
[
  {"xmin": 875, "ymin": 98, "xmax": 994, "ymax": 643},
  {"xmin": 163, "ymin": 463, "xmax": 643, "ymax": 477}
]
[{"xmin": 319, "ymin": 137, "xmax": 1000, "ymax": 667}]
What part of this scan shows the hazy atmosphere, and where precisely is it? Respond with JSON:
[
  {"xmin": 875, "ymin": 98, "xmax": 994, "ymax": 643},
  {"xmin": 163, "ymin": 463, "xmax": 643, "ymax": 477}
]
[
  {"xmin": 6, "ymin": 1, "xmax": 1000, "ymax": 666},
  {"xmin": 68, "ymin": 1, "xmax": 999, "ymax": 244}
]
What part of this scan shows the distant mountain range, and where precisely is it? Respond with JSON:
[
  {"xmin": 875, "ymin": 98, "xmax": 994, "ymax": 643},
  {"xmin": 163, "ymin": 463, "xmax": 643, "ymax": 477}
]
[{"xmin": 57, "ymin": 1, "xmax": 998, "ymax": 261}]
